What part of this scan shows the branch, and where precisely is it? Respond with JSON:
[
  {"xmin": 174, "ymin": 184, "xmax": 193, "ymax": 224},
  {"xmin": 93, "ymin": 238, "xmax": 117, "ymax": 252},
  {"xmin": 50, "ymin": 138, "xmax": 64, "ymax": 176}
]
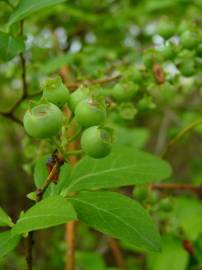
[
  {"xmin": 152, "ymin": 63, "xmax": 164, "ymax": 84},
  {"xmin": 65, "ymin": 74, "xmax": 121, "ymax": 90},
  {"xmin": 0, "ymin": 21, "xmax": 28, "ymax": 125},
  {"xmin": 36, "ymin": 154, "xmax": 64, "ymax": 201},
  {"xmin": 25, "ymin": 153, "xmax": 64, "ymax": 270},
  {"xmin": 152, "ymin": 183, "xmax": 202, "ymax": 198},
  {"xmin": 26, "ymin": 231, "xmax": 34, "ymax": 270},
  {"xmin": 161, "ymin": 118, "xmax": 202, "ymax": 157},
  {"xmin": 0, "ymin": 111, "xmax": 23, "ymax": 125},
  {"xmin": 107, "ymin": 237, "xmax": 125, "ymax": 270},
  {"xmin": 66, "ymin": 221, "xmax": 77, "ymax": 270}
]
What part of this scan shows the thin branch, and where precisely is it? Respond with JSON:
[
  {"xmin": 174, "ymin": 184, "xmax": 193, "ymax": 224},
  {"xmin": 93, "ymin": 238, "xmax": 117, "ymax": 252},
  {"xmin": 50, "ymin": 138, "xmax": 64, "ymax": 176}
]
[
  {"xmin": 0, "ymin": 21, "xmax": 28, "ymax": 125},
  {"xmin": 107, "ymin": 237, "xmax": 125, "ymax": 270},
  {"xmin": 65, "ymin": 117, "xmax": 78, "ymax": 270},
  {"xmin": 66, "ymin": 221, "xmax": 77, "ymax": 270},
  {"xmin": 161, "ymin": 118, "xmax": 202, "ymax": 157},
  {"xmin": 10, "ymin": 21, "xmax": 28, "ymax": 113},
  {"xmin": 26, "ymin": 231, "xmax": 34, "ymax": 270},
  {"xmin": 36, "ymin": 156, "xmax": 64, "ymax": 201},
  {"xmin": 66, "ymin": 74, "xmax": 121, "ymax": 90},
  {"xmin": 152, "ymin": 183, "xmax": 202, "ymax": 198},
  {"xmin": 152, "ymin": 63, "xmax": 164, "ymax": 84},
  {"xmin": 25, "ymin": 153, "xmax": 64, "ymax": 270},
  {"xmin": 0, "ymin": 112, "xmax": 23, "ymax": 125}
]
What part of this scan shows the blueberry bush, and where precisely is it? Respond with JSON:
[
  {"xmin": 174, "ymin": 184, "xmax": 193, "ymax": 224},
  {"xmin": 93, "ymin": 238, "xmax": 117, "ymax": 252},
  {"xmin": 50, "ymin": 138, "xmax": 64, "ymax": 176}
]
[{"xmin": 0, "ymin": 1, "xmax": 202, "ymax": 270}]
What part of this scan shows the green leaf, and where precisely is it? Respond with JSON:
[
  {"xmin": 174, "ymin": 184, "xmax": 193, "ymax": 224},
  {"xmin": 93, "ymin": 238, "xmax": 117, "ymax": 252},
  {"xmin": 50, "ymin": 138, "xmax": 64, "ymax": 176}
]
[
  {"xmin": 8, "ymin": 0, "xmax": 66, "ymax": 26},
  {"xmin": 12, "ymin": 195, "xmax": 77, "ymax": 235},
  {"xmin": 0, "ymin": 207, "xmax": 13, "ymax": 227},
  {"xmin": 148, "ymin": 235, "xmax": 189, "ymax": 270},
  {"xmin": 0, "ymin": 31, "xmax": 24, "ymax": 61},
  {"xmin": 69, "ymin": 191, "xmax": 161, "ymax": 252},
  {"xmin": 62, "ymin": 147, "xmax": 172, "ymax": 194},
  {"xmin": 0, "ymin": 231, "xmax": 20, "ymax": 258}
]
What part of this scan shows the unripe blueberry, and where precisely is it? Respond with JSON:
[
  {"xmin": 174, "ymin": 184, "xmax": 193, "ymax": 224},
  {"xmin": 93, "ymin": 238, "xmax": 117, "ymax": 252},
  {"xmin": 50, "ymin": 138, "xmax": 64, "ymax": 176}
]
[
  {"xmin": 112, "ymin": 82, "xmax": 139, "ymax": 102},
  {"xmin": 23, "ymin": 102, "xmax": 63, "ymax": 139},
  {"xmin": 75, "ymin": 98, "xmax": 106, "ymax": 127},
  {"xmin": 80, "ymin": 126, "xmax": 112, "ymax": 158},
  {"xmin": 179, "ymin": 61, "xmax": 196, "ymax": 77},
  {"xmin": 133, "ymin": 186, "xmax": 149, "ymax": 202},
  {"xmin": 158, "ymin": 21, "xmax": 175, "ymax": 39},
  {"xmin": 180, "ymin": 30, "xmax": 199, "ymax": 50},
  {"xmin": 158, "ymin": 198, "xmax": 173, "ymax": 212},
  {"xmin": 69, "ymin": 86, "xmax": 89, "ymax": 112},
  {"xmin": 43, "ymin": 76, "xmax": 69, "ymax": 108}
]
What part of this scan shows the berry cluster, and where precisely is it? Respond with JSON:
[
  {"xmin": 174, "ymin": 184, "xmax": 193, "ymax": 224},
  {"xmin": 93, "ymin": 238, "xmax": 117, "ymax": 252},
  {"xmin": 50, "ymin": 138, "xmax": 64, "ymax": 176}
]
[{"xmin": 23, "ymin": 76, "xmax": 113, "ymax": 159}]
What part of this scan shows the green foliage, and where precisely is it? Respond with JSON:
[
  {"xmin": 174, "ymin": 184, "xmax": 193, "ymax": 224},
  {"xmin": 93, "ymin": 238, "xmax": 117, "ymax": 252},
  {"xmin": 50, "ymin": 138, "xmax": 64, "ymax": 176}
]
[
  {"xmin": 12, "ymin": 196, "xmax": 77, "ymax": 234},
  {"xmin": 69, "ymin": 191, "xmax": 161, "ymax": 252}
]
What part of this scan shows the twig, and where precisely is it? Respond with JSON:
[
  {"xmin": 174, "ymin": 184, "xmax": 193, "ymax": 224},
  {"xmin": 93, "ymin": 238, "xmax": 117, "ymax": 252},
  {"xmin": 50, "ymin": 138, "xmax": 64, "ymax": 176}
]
[
  {"xmin": 66, "ymin": 74, "xmax": 121, "ymax": 90},
  {"xmin": 66, "ymin": 221, "xmax": 77, "ymax": 270},
  {"xmin": 161, "ymin": 118, "xmax": 202, "ymax": 157},
  {"xmin": 64, "ymin": 110, "xmax": 78, "ymax": 270},
  {"xmin": 107, "ymin": 237, "xmax": 125, "ymax": 270},
  {"xmin": 0, "ymin": 21, "xmax": 28, "ymax": 125},
  {"xmin": 26, "ymin": 231, "xmax": 34, "ymax": 270},
  {"xmin": 0, "ymin": 111, "xmax": 23, "ymax": 125},
  {"xmin": 25, "ymin": 153, "xmax": 63, "ymax": 270},
  {"xmin": 152, "ymin": 63, "xmax": 164, "ymax": 84},
  {"xmin": 36, "ymin": 158, "xmax": 64, "ymax": 201},
  {"xmin": 152, "ymin": 183, "xmax": 202, "ymax": 198}
]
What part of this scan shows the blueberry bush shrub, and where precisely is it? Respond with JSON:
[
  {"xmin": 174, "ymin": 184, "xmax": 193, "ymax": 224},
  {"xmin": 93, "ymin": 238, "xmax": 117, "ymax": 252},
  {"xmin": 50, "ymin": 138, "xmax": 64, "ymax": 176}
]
[{"xmin": 0, "ymin": 1, "xmax": 202, "ymax": 270}]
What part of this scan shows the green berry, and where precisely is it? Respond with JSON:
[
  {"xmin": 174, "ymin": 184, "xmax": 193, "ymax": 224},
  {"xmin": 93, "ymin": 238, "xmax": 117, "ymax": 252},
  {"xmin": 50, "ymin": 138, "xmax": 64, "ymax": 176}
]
[
  {"xmin": 158, "ymin": 21, "xmax": 175, "ymax": 39},
  {"xmin": 23, "ymin": 102, "xmax": 63, "ymax": 139},
  {"xmin": 80, "ymin": 126, "xmax": 112, "ymax": 158},
  {"xmin": 181, "ymin": 30, "xmax": 199, "ymax": 50},
  {"xmin": 133, "ymin": 186, "xmax": 149, "ymax": 202},
  {"xmin": 75, "ymin": 98, "xmax": 106, "ymax": 127},
  {"xmin": 43, "ymin": 76, "xmax": 69, "ymax": 108},
  {"xmin": 112, "ymin": 82, "xmax": 139, "ymax": 102},
  {"xmin": 69, "ymin": 86, "xmax": 89, "ymax": 112},
  {"xmin": 179, "ymin": 61, "xmax": 196, "ymax": 77},
  {"xmin": 158, "ymin": 198, "xmax": 173, "ymax": 212}
]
